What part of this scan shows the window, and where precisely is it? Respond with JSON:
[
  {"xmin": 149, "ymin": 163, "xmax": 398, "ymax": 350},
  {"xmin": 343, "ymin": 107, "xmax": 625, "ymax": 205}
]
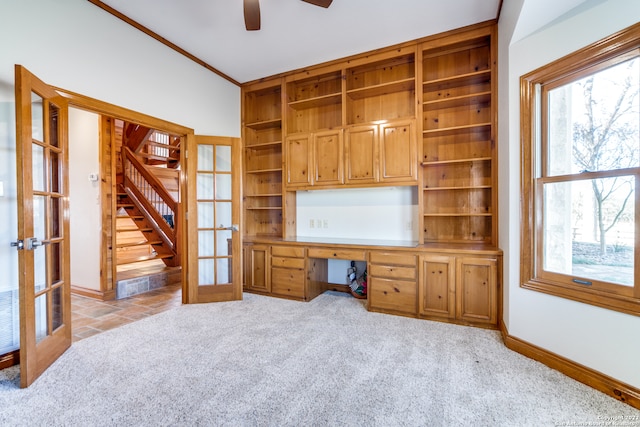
[{"xmin": 521, "ymin": 23, "xmax": 640, "ymax": 315}]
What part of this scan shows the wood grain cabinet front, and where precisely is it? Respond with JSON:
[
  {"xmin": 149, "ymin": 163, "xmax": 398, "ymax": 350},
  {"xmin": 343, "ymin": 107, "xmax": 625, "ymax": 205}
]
[
  {"xmin": 344, "ymin": 119, "xmax": 417, "ymax": 186},
  {"xmin": 419, "ymin": 254, "xmax": 455, "ymax": 319},
  {"xmin": 243, "ymin": 244, "xmax": 270, "ymax": 293},
  {"xmin": 270, "ymin": 245, "xmax": 306, "ymax": 300},
  {"xmin": 368, "ymin": 252, "xmax": 418, "ymax": 316},
  {"xmin": 419, "ymin": 253, "xmax": 498, "ymax": 327},
  {"xmin": 271, "ymin": 267, "xmax": 305, "ymax": 299},
  {"xmin": 456, "ymin": 256, "xmax": 497, "ymax": 326}
]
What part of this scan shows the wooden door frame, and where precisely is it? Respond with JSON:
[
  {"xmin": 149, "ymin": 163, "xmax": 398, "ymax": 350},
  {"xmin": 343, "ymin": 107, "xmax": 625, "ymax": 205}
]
[{"xmin": 54, "ymin": 88, "xmax": 194, "ymax": 303}]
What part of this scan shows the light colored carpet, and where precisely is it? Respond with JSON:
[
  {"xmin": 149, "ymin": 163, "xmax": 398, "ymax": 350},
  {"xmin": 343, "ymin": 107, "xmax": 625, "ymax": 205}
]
[{"xmin": 0, "ymin": 291, "xmax": 637, "ymax": 426}]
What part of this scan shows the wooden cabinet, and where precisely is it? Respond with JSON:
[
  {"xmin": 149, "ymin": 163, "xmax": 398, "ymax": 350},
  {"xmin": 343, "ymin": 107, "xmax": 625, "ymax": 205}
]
[
  {"xmin": 285, "ymin": 133, "xmax": 311, "ymax": 187},
  {"xmin": 344, "ymin": 119, "xmax": 417, "ymax": 185},
  {"xmin": 379, "ymin": 120, "xmax": 417, "ymax": 183},
  {"xmin": 243, "ymin": 82, "xmax": 283, "ymax": 238},
  {"xmin": 419, "ymin": 253, "xmax": 498, "ymax": 327},
  {"xmin": 314, "ymin": 130, "xmax": 344, "ymax": 186},
  {"xmin": 420, "ymin": 26, "xmax": 497, "ymax": 244},
  {"xmin": 243, "ymin": 243, "xmax": 270, "ymax": 293},
  {"xmin": 270, "ymin": 245, "xmax": 306, "ymax": 299},
  {"xmin": 345, "ymin": 124, "xmax": 378, "ymax": 184},
  {"xmin": 368, "ymin": 251, "xmax": 418, "ymax": 316},
  {"xmin": 285, "ymin": 129, "xmax": 343, "ymax": 188},
  {"xmin": 456, "ymin": 256, "xmax": 497, "ymax": 325},
  {"xmin": 241, "ymin": 24, "xmax": 500, "ymax": 327},
  {"xmin": 419, "ymin": 254, "xmax": 455, "ymax": 319}
]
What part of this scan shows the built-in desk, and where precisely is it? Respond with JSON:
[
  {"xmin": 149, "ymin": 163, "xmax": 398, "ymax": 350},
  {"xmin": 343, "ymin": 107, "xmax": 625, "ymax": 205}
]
[{"xmin": 243, "ymin": 238, "xmax": 502, "ymax": 329}]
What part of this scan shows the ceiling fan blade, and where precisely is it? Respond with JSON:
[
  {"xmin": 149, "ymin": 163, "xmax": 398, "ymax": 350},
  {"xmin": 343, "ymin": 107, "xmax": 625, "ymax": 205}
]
[
  {"xmin": 244, "ymin": 0, "xmax": 261, "ymax": 31},
  {"xmin": 302, "ymin": 0, "xmax": 333, "ymax": 8}
]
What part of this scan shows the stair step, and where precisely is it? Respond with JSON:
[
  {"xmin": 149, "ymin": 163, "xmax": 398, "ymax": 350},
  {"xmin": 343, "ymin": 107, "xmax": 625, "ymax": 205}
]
[
  {"xmin": 117, "ymin": 253, "xmax": 174, "ymax": 265},
  {"xmin": 117, "ymin": 214, "xmax": 144, "ymax": 220},
  {"xmin": 117, "ymin": 227, "xmax": 153, "ymax": 233},
  {"xmin": 116, "ymin": 239, "xmax": 163, "ymax": 248},
  {"xmin": 117, "ymin": 203, "xmax": 135, "ymax": 209}
]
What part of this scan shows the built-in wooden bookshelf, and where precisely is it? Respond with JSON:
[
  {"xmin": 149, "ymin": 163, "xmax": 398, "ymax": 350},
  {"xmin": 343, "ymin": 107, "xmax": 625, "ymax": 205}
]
[
  {"xmin": 243, "ymin": 83, "xmax": 284, "ymax": 237},
  {"xmin": 421, "ymin": 28, "xmax": 496, "ymax": 244},
  {"xmin": 286, "ymin": 70, "xmax": 342, "ymax": 134},
  {"xmin": 242, "ymin": 24, "xmax": 497, "ymax": 246},
  {"xmin": 345, "ymin": 50, "xmax": 416, "ymax": 125}
]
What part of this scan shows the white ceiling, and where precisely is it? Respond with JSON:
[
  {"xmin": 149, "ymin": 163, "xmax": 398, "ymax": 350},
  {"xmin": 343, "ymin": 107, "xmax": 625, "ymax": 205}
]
[{"xmin": 97, "ymin": 0, "xmax": 501, "ymax": 84}]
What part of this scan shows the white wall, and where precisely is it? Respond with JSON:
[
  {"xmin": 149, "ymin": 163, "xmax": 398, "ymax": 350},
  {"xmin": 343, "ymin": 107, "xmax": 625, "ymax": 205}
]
[
  {"xmin": 296, "ymin": 187, "xmax": 419, "ymax": 243},
  {"xmin": 0, "ymin": 0, "xmax": 240, "ymax": 137},
  {"xmin": 69, "ymin": 108, "xmax": 101, "ymax": 291},
  {"xmin": 499, "ymin": 0, "xmax": 640, "ymax": 388},
  {"xmin": 0, "ymin": 0, "xmax": 240, "ymax": 353}
]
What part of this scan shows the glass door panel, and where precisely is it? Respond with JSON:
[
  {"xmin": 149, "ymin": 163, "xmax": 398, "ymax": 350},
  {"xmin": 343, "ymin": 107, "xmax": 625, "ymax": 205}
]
[
  {"xmin": 15, "ymin": 65, "xmax": 71, "ymax": 387},
  {"xmin": 186, "ymin": 135, "xmax": 241, "ymax": 303}
]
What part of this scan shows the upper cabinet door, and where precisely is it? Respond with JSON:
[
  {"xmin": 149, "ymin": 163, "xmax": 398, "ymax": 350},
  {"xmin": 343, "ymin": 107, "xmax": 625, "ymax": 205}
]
[
  {"xmin": 344, "ymin": 124, "xmax": 378, "ymax": 185},
  {"xmin": 285, "ymin": 133, "xmax": 312, "ymax": 188},
  {"xmin": 379, "ymin": 120, "xmax": 417, "ymax": 183},
  {"xmin": 313, "ymin": 129, "xmax": 343, "ymax": 186},
  {"xmin": 14, "ymin": 65, "xmax": 71, "ymax": 387}
]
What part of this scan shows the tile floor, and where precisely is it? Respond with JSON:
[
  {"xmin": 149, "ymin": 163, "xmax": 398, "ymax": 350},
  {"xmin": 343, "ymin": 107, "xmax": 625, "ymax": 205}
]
[{"xmin": 71, "ymin": 283, "xmax": 182, "ymax": 342}]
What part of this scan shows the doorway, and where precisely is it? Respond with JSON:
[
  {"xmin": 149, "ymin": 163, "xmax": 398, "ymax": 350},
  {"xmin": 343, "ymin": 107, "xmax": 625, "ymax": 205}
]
[{"xmin": 68, "ymin": 107, "xmax": 184, "ymax": 340}]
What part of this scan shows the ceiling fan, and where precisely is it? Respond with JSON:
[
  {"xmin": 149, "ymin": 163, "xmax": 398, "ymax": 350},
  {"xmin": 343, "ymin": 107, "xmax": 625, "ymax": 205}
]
[{"xmin": 244, "ymin": 0, "xmax": 333, "ymax": 31}]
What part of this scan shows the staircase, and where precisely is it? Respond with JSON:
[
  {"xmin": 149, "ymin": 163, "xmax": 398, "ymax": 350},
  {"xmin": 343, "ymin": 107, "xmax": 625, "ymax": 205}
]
[
  {"xmin": 116, "ymin": 188, "xmax": 177, "ymax": 266},
  {"xmin": 113, "ymin": 122, "xmax": 182, "ymax": 297}
]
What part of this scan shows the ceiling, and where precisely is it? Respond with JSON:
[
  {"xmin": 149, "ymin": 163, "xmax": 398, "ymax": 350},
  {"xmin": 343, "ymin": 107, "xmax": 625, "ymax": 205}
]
[{"xmin": 95, "ymin": 0, "xmax": 501, "ymax": 85}]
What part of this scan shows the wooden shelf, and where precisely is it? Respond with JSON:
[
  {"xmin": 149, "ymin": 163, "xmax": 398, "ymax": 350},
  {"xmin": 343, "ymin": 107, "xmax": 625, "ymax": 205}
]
[
  {"xmin": 245, "ymin": 168, "xmax": 282, "ymax": 174},
  {"xmin": 245, "ymin": 118, "xmax": 282, "ymax": 130},
  {"xmin": 246, "ymin": 207, "xmax": 283, "ymax": 211},
  {"xmin": 422, "ymin": 157, "xmax": 492, "ymax": 166},
  {"xmin": 347, "ymin": 78, "xmax": 415, "ymax": 100},
  {"xmin": 423, "ymin": 123, "xmax": 491, "ymax": 136},
  {"xmin": 423, "ymin": 91, "xmax": 491, "ymax": 110},
  {"xmin": 423, "ymin": 213, "xmax": 492, "ymax": 217},
  {"xmin": 245, "ymin": 193, "xmax": 282, "ymax": 197},
  {"xmin": 288, "ymin": 92, "xmax": 342, "ymax": 110},
  {"xmin": 423, "ymin": 185, "xmax": 491, "ymax": 191},
  {"xmin": 245, "ymin": 141, "xmax": 282, "ymax": 149},
  {"xmin": 423, "ymin": 70, "xmax": 491, "ymax": 90}
]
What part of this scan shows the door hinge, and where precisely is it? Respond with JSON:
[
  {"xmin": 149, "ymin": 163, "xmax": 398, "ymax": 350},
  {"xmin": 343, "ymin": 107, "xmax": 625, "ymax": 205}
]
[{"xmin": 11, "ymin": 240, "xmax": 24, "ymax": 250}]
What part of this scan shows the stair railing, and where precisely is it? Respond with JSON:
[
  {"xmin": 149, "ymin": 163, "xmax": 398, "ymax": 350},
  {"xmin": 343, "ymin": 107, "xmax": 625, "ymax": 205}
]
[{"xmin": 122, "ymin": 146, "xmax": 179, "ymax": 254}]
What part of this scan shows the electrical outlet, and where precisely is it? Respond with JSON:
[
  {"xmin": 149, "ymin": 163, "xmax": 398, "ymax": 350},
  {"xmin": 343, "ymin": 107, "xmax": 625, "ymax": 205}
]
[
  {"xmin": 405, "ymin": 221, "xmax": 413, "ymax": 231},
  {"xmin": 323, "ymin": 219, "xmax": 328, "ymax": 229},
  {"xmin": 309, "ymin": 219, "xmax": 315, "ymax": 228}
]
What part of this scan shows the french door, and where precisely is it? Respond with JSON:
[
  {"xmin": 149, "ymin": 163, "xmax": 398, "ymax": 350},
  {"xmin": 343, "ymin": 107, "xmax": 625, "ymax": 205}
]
[
  {"xmin": 14, "ymin": 65, "xmax": 71, "ymax": 387},
  {"xmin": 184, "ymin": 135, "xmax": 242, "ymax": 303}
]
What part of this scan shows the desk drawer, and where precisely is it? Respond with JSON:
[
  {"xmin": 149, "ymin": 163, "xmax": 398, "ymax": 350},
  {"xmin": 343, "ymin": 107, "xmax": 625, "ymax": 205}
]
[
  {"xmin": 369, "ymin": 264, "xmax": 416, "ymax": 280},
  {"xmin": 271, "ymin": 267, "xmax": 305, "ymax": 298},
  {"xmin": 369, "ymin": 252, "xmax": 416, "ymax": 266},
  {"xmin": 271, "ymin": 246, "xmax": 305, "ymax": 258},
  {"xmin": 271, "ymin": 256, "xmax": 305, "ymax": 269},
  {"xmin": 308, "ymin": 248, "xmax": 366, "ymax": 261}
]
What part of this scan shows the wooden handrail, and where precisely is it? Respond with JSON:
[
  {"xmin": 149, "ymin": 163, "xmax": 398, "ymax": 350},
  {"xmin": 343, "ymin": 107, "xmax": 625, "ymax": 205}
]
[{"xmin": 122, "ymin": 146, "xmax": 179, "ymax": 250}]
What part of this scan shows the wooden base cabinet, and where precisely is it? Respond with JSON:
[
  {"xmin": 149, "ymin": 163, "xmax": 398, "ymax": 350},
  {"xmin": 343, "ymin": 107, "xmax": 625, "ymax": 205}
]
[
  {"xmin": 419, "ymin": 254, "xmax": 498, "ymax": 327},
  {"xmin": 270, "ymin": 246, "xmax": 306, "ymax": 299},
  {"xmin": 368, "ymin": 251, "xmax": 418, "ymax": 316},
  {"xmin": 456, "ymin": 256, "xmax": 498, "ymax": 326},
  {"xmin": 243, "ymin": 244, "xmax": 270, "ymax": 293},
  {"xmin": 419, "ymin": 254, "xmax": 456, "ymax": 319}
]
